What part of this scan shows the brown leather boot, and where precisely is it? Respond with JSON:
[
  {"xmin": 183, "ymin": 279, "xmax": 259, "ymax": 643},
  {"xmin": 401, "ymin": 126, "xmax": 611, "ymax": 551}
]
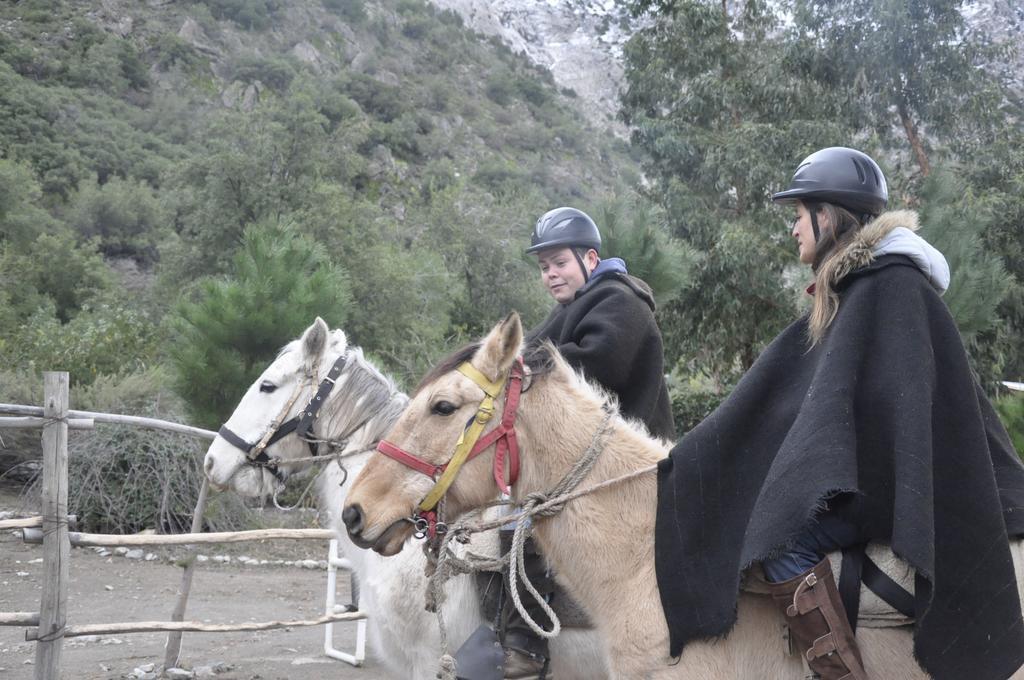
[{"xmin": 765, "ymin": 558, "xmax": 869, "ymax": 680}]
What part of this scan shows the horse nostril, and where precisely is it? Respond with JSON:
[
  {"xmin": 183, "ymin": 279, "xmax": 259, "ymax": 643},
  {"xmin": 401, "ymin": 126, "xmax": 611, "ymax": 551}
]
[
  {"xmin": 342, "ymin": 505, "xmax": 363, "ymax": 534},
  {"xmin": 203, "ymin": 455, "xmax": 214, "ymax": 475}
]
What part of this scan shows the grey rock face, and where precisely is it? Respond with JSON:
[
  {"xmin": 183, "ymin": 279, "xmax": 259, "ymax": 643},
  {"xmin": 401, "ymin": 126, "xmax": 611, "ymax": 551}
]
[{"xmin": 428, "ymin": 0, "xmax": 635, "ymax": 131}]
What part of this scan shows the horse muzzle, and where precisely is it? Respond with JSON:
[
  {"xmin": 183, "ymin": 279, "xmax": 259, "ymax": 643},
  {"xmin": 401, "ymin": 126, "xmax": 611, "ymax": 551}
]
[{"xmin": 343, "ymin": 505, "xmax": 412, "ymax": 555}]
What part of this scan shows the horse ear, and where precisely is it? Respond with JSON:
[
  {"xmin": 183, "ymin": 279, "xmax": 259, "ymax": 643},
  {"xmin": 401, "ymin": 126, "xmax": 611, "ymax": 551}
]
[
  {"xmin": 301, "ymin": 317, "xmax": 329, "ymax": 367},
  {"xmin": 474, "ymin": 312, "xmax": 523, "ymax": 382}
]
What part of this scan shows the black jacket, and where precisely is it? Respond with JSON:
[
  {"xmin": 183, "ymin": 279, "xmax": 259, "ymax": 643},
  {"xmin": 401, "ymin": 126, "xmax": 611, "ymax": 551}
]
[
  {"xmin": 526, "ymin": 273, "xmax": 676, "ymax": 440},
  {"xmin": 655, "ymin": 254, "xmax": 1024, "ymax": 680}
]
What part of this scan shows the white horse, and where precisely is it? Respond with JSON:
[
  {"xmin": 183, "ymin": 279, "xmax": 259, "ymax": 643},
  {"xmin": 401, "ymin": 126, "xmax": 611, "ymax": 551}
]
[
  {"xmin": 342, "ymin": 312, "xmax": 1024, "ymax": 680},
  {"xmin": 202, "ymin": 317, "xmax": 609, "ymax": 679}
]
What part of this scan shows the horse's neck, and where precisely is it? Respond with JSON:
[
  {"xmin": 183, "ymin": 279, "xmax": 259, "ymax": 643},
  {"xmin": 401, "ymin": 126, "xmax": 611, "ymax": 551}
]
[{"xmin": 515, "ymin": 387, "xmax": 664, "ymax": 607}]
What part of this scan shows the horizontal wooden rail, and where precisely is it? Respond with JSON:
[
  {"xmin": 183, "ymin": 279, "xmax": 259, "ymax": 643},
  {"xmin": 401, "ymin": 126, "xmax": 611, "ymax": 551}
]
[
  {"xmin": 1, "ymin": 612, "xmax": 40, "ymax": 626},
  {"xmin": 0, "ymin": 417, "xmax": 93, "ymax": 430},
  {"xmin": 0, "ymin": 515, "xmax": 77, "ymax": 530},
  {"xmin": 22, "ymin": 527, "xmax": 336, "ymax": 547},
  {"xmin": 24, "ymin": 611, "xmax": 367, "ymax": 640},
  {"xmin": 0, "ymin": 404, "xmax": 215, "ymax": 440}
]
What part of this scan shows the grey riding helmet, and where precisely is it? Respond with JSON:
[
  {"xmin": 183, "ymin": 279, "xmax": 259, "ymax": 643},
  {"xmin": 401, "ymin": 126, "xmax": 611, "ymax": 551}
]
[
  {"xmin": 525, "ymin": 207, "xmax": 601, "ymax": 255},
  {"xmin": 772, "ymin": 147, "xmax": 888, "ymax": 218}
]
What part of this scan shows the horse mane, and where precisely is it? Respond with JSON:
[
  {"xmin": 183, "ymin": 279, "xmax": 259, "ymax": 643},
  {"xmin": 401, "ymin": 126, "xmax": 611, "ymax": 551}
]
[
  {"xmin": 413, "ymin": 337, "xmax": 568, "ymax": 398},
  {"xmin": 326, "ymin": 346, "xmax": 408, "ymax": 444},
  {"xmin": 414, "ymin": 342, "xmax": 481, "ymax": 396}
]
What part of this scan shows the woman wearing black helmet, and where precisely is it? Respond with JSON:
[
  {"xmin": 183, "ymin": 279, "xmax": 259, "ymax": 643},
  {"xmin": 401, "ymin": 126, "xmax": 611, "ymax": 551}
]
[{"xmin": 655, "ymin": 148, "xmax": 1024, "ymax": 680}]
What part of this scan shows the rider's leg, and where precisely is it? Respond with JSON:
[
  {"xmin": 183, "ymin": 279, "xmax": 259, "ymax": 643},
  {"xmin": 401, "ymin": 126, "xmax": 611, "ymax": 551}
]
[
  {"xmin": 762, "ymin": 511, "xmax": 869, "ymax": 680},
  {"xmin": 499, "ymin": 528, "xmax": 553, "ymax": 679}
]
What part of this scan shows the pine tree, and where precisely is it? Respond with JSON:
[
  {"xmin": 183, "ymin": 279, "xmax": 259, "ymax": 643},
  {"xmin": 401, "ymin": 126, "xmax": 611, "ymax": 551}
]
[
  {"xmin": 622, "ymin": 0, "xmax": 848, "ymax": 378},
  {"xmin": 168, "ymin": 221, "xmax": 351, "ymax": 428}
]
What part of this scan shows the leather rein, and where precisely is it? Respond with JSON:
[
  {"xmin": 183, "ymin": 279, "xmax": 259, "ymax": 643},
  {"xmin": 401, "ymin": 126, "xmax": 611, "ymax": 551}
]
[
  {"xmin": 217, "ymin": 352, "xmax": 351, "ymax": 482},
  {"xmin": 376, "ymin": 358, "xmax": 525, "ymax": 539}
]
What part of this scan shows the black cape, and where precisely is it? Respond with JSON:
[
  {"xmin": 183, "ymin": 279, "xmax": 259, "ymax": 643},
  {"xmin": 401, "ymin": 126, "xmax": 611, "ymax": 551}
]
[
  {"xmin": 655, "ymin": 256, "xmax": 1024, "ymax": 679},
  {"xmin": 527, "ymin": 272, "xmax": 676, "ymax": 440}
]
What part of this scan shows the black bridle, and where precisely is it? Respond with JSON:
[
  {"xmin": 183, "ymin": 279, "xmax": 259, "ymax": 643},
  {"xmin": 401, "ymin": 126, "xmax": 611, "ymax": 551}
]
[{"xmin": 218, "ymin": 352, "xmax": 350, "ymax": 482}]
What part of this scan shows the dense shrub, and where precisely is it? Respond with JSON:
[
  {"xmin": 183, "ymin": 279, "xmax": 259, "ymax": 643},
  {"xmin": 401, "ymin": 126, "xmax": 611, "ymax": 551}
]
[
  {"xmin": 342, "ymin": 73, "xmax": 408, "ymax": 122},
  {"xmin": 6, "ymin": 302, "xmax": 160, "ymax": 386},
  {"xmin": 996, "ymin": 392, "xmax": 1024, "ymax": 457},
  {"xmin": 65, "ymin": 176, "xmax": 166, "ymax": 262},
  {"xmin": 229, "ymin": 54, "xmax": 299, "ymax": 92},
  {"xmin": 670, "ymin": 379, "xmax": 728, "ymax": 435},
  {"xmin": 153, "ymin": 33, "xmax": 204, "ymax": 71},
  {"xmin": 323, "ymin": 0, "xmax": 367, "ymax": 24},
  {"xmin": 0, "ymin": 231, "xmax": 112, "ymax": 323},
  {"xmin": 202, "ymin": 0, "xmax": 280, "ymax": 30}
]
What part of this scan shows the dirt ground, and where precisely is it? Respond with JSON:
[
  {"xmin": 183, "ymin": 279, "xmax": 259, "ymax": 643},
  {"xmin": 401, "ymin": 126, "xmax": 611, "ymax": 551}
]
[{"xmin": 0, "ymin": 488, "xmax": 395, "ymax": 680}]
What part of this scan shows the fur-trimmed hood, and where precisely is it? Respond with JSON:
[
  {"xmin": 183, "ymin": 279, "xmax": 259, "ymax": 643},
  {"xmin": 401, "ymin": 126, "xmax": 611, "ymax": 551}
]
[
  {"xmin": 824, "ymin": 210, "xmax": 950, "ymax": 294},
  {"xmin": 807, "ymin": 210, "xmax": 950, "ymax": 345}
]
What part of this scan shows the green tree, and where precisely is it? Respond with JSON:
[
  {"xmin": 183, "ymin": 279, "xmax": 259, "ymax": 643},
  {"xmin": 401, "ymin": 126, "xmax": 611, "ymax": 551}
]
[
  {"xmin": 291, "ymin": 184, "xmax": 456, "ymax": 384},
  {"xmin": 791, "ymin": 0, "xmax": 1008, "ymax": 179},
  {"xmin": 594, "ymin": 196, "xmax": 697, "ymax": 306},
  {"xmin": 65, "ymin": 176, "xmax": 167, "ymax": 262},
  {"xmin": 166, "ymin": 94, "xmax": 331, "ymax": 277},
  {"xmin": 168, "ymin": 221, "xmax": 352, "ymax": 428},
  {"xmin": 918, "ymin": 170, "xmax": 1015, "ymax": 339},
  {"xmin": 0, "ymin": 158, "xmax": 58, "ymax": 244},
  {"xmin": 0, "ymin": 230, "xmax": 111, "ymax": 323},
  {"xmin": 622, "ymin": 0, "xmax": 846, "ymax": 377}
]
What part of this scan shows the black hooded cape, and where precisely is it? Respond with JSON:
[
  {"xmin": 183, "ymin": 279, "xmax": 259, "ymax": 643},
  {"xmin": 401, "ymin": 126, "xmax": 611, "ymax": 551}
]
[
  {"xmin": 527, "ymin": 272, "xmax": 676, "ymax": 440},
  {"xmin": 655, "ymin": 256, "xmax": 1024, "ymax": 679}
]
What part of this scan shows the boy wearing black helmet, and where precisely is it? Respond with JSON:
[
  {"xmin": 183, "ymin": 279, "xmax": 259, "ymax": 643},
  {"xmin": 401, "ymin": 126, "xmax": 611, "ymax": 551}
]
[
  {"xmin": 655, "ymin": 147, "xmax": 1024, "ymax": 680},
  {"xmin": 525, "ymin": 206, "xmax": 675, "ymax": 441},
  {"xmin": 456, "ymin": 207, "xmax": 675, "ymax": 680}
]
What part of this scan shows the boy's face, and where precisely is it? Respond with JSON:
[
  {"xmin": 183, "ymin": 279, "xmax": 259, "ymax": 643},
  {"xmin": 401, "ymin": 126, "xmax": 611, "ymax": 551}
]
[{"xmin": 536, "ymin": 247, "xmax": 596, "ymax": 303}]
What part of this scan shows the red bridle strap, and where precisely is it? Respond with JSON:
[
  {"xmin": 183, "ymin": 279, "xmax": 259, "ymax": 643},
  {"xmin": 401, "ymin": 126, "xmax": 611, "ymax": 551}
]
[
  {"xmin": 376, "ymin": 440, "xmax": 444, "ymax": 479},
  {"xmin": 375, "ymin": 359, "xmax": 525, "ymax": 512},
  {"xmin": 470, "ymin": 363, "xmax": 522, "ymax": 494}
]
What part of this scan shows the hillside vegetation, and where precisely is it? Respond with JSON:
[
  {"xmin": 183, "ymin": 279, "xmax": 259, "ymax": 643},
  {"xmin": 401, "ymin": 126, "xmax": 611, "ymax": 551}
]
[{"xmin": 0, "ymin": 0, "xmax": 651, "ymax": 423}]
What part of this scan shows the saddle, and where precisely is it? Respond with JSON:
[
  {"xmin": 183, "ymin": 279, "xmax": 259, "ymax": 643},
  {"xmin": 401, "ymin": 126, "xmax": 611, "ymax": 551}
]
[{"xmin": 742, "ymin": 538, "xmax": 1024, "ymax": 629}]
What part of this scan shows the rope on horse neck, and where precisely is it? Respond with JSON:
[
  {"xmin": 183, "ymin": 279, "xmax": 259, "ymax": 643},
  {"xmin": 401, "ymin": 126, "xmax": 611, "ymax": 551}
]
[
  {"xmin": 507, "ymin": 406, "xmax": 617, "ymax": 639},
  {"xmin": 426, "ymin": 406, "xmax": 627, "ymax": 678}
]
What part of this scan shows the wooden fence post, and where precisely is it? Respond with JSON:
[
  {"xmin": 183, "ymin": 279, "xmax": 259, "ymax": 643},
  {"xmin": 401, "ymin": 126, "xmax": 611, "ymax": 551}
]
[
  {"xmin": 34, "ymin": 372, "xmax": 70, "ymax": 680},
  {"xmin": 162, "ymin": 477, "xmax": 210, "ymax": 671}
]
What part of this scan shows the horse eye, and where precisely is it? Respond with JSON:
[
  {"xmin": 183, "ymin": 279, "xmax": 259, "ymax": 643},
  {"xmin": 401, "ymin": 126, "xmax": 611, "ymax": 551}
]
[
  {"xmin": 431, "ymin": 400, "xmax": 458, "ymax": 416},
  {"xmin": 259, "ymin": 382, "xmax": 277, "ymax": 394}
]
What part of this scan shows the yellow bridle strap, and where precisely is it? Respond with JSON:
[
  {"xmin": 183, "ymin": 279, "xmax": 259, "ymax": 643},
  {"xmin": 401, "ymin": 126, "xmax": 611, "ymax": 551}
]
[
  {"xmin": 456, "ymin": 362, "xmax": 506, "ymax": 398},
  {"xmin": 417, "ymin": 362, "xmax": 507, "ymax": 512}
]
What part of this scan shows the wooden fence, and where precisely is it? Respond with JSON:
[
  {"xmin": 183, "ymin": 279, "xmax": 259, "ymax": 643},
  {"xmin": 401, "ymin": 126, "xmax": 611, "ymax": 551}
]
[{"xmin": 0, "ymin": 372, "xmax": 367, "ymax": 679}]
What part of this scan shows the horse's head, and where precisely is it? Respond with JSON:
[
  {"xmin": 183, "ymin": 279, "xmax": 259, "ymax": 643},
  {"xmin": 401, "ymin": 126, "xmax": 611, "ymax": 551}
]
[
  {"xmin": 203, "ymin": 317, "xmax": 352, "ymax": 497},
  {"xmin": 343, "ymin": 312, "xmax": 524, "ymax": 555}
]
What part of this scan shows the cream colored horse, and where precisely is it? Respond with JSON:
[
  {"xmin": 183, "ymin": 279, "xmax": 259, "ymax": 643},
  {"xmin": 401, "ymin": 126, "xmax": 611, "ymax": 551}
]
[
  {"xmin": 343, "ymin": 312, "xmax": 1024, "ymax": 680},
  {"xmin": 203, "ymin": 318, "xmax": 609, "ymax": 680}
]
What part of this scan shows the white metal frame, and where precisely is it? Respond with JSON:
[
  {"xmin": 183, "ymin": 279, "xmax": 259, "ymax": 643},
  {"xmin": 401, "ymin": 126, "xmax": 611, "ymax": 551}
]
[{"xmin": 324, "ymin": 539, "xmax": 367, "ymax": 665}]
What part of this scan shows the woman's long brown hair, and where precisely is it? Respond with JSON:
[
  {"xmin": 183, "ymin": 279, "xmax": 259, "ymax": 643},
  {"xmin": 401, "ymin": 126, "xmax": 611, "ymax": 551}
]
[{"xmin": 806, "ymin": 203, "xmax": 870, "ymax": 346}]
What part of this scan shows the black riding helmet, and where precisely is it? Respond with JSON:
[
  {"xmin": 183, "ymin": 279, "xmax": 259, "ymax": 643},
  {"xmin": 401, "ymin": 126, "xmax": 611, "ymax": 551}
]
[
  {"xmin": 525, "ymin": 207, "xmax": 602, "ymax": 285},
  {"xmin": 525, "ymin": 207, "xmax": 601, "ymax": 254},
  {"xmin": 772, "ymin": 147, "xmax": 888, "ymax": 243},
  {"xmin": 773, "ymin": 147, "xmax": 888, "ymax": 215}
]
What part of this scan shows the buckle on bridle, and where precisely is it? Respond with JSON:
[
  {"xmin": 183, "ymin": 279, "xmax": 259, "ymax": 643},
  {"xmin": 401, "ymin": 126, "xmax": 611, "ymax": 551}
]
[{"xmin": 411, "ymin": 513, "xmax": 447, "ymax": 540}]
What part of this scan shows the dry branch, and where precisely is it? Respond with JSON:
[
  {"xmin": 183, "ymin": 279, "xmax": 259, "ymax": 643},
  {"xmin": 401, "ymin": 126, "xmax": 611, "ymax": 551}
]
[
  {"xmin": 21, "ymin": 527, "xmax": 336, "ymax": 547},
  {"xmin": 24, "ymin": 611, "xmax": 366, "ymax": 640},
  {"xmin": 0, "ymin": 404, "xmax": 215, "ymax": 440},
  {"xmin": 0, "ymin": 417, "xmax": 93, "ymax": 430},
  {"xmin": 1, "ymin": 612, "xmax": 39, "ymax": 626},
  {"xmin": 0, "ymin": 515, "xmax": 77, "ymax": 530}
]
